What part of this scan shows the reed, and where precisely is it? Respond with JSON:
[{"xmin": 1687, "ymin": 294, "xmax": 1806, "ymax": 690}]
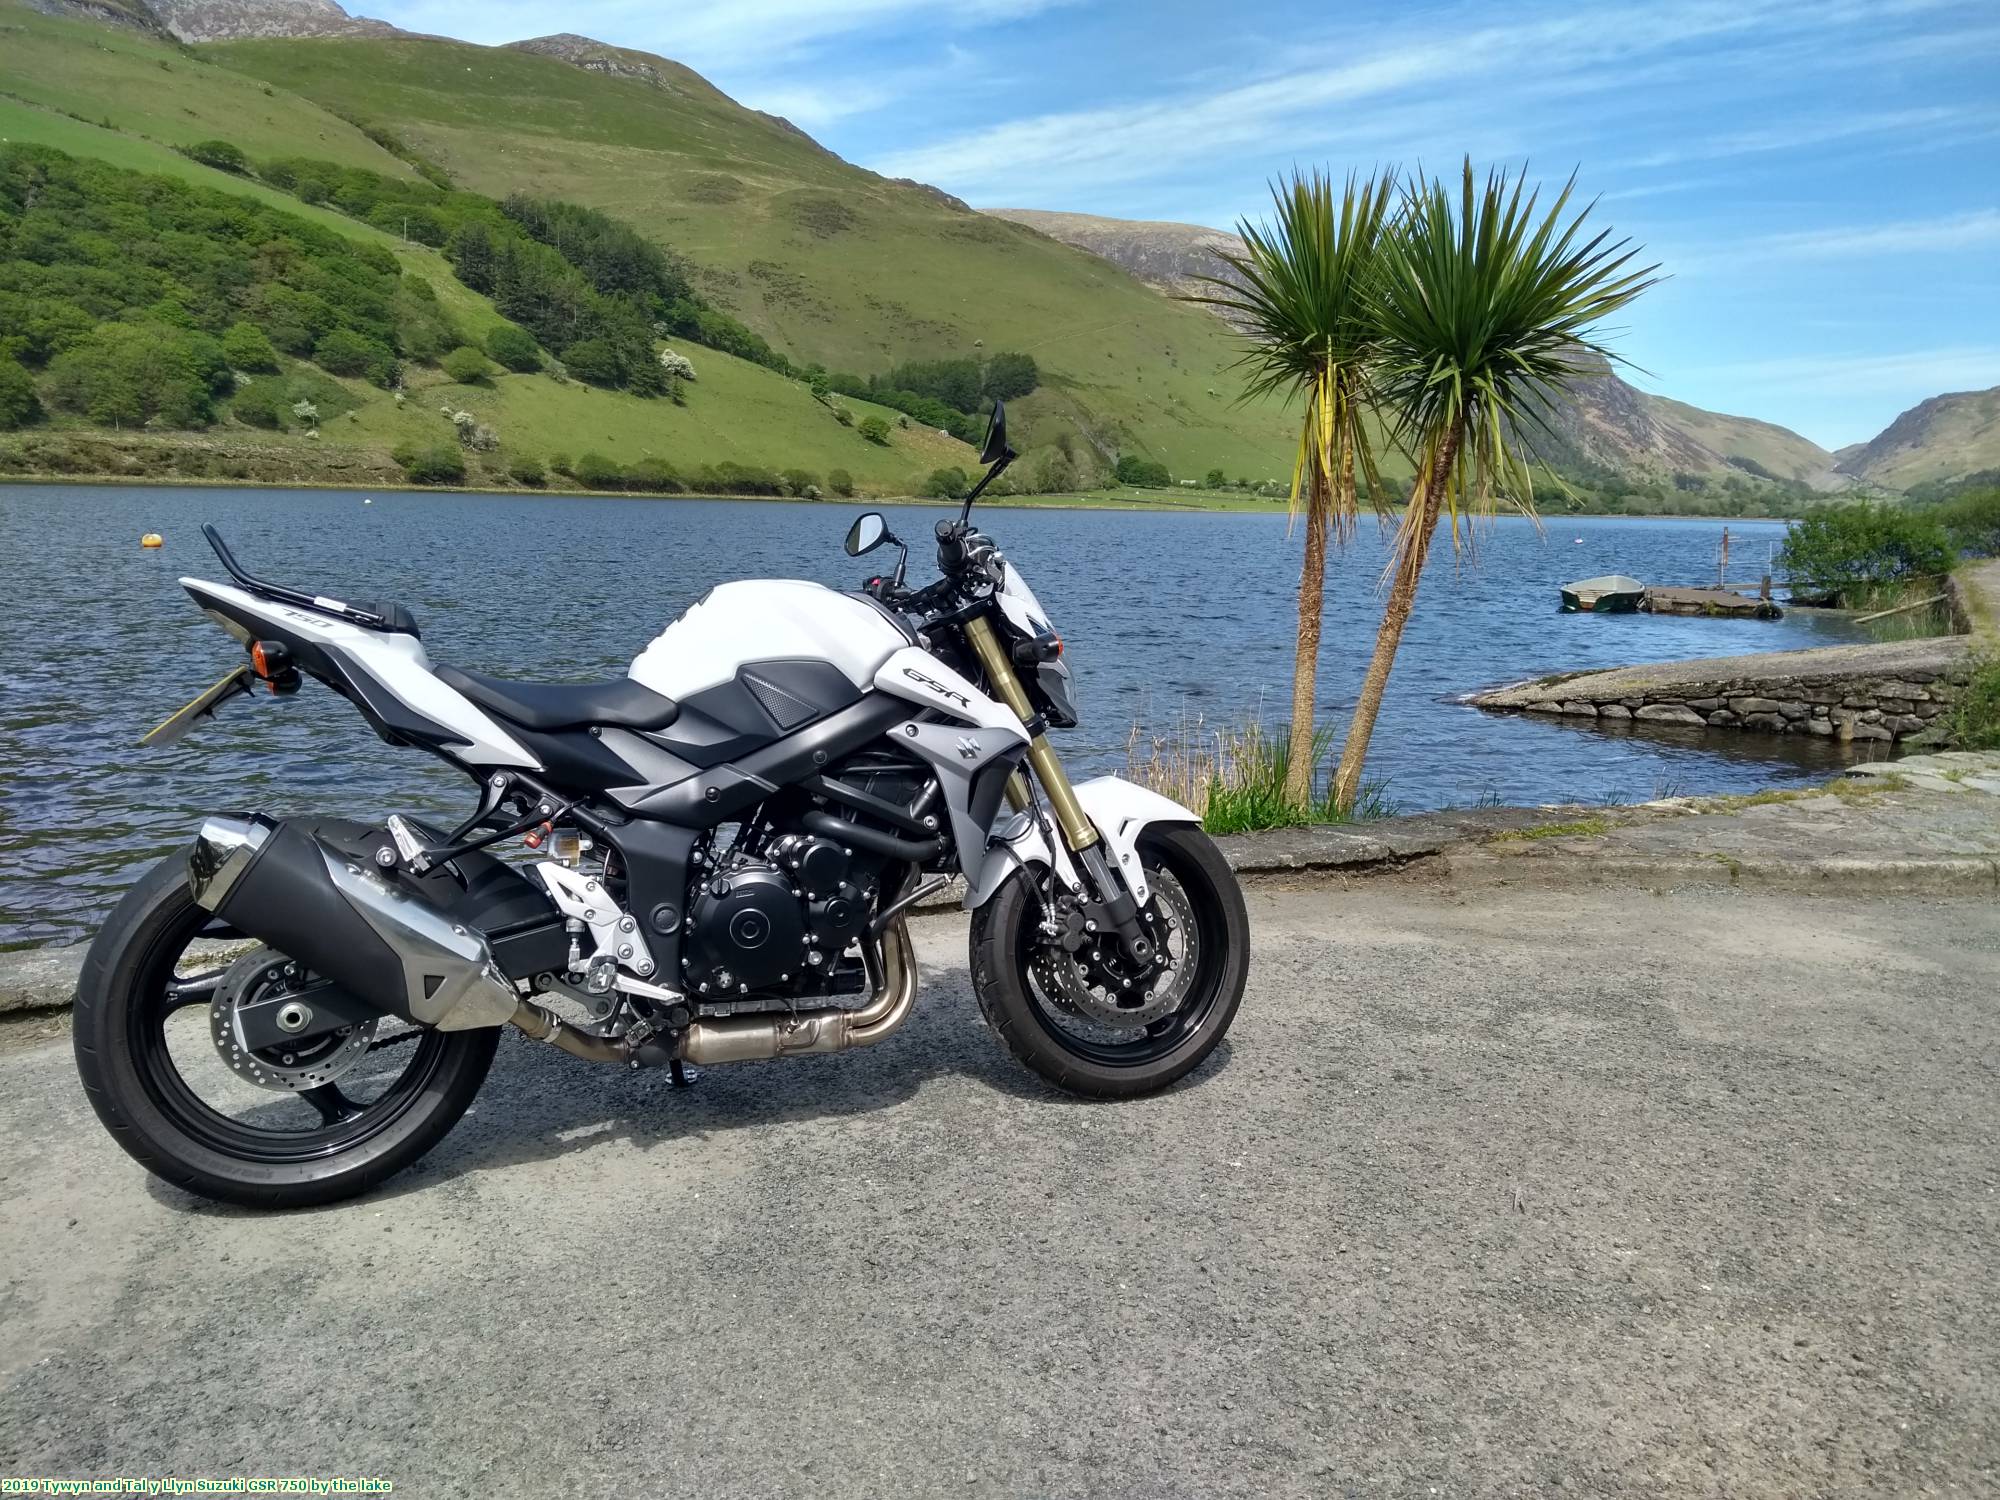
[{"xmin": 1124, "ymin": 713, "xmax": 1393, "ymax": 834}]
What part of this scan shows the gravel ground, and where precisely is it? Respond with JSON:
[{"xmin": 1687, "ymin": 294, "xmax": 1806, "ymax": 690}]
[{"xmin": 2, "ymin": 877, "xmax": 1997, "ymax": 1497}]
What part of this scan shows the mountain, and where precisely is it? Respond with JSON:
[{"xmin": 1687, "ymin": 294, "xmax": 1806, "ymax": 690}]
[
  {"xmin": 989, "ymin": 208, "xmax": 1243, "ymax": 303},
  {"xmin": 990, "ymin": 206, "xmax": 1848, "ymax": 490},
  {"xmin": 178, "ymin": 13, "xmax": 1298, "ymax": 477},
  {"xmin": 145, "ymin": 0, "xmax": 400, "ymax": 41},
  {"xmin": 1833, "ymin": 386, "xmax": 2000, "ymax": 490}
]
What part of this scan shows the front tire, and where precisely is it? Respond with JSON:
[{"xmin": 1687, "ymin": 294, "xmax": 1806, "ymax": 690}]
[
  {"xmin": 73, "ymin": 849, "xmax": 500, "ymax": 1209},
  {"xmin": 970, "ymin": 824, "xmax": 1248, "ymax": 1098}
]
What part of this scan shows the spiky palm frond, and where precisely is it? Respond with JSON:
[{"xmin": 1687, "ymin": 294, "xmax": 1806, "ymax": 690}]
[
  {"xmin": 1186, "ymin": 168, "xmax": 1397, "ymax": 535},
  {"xmin": 1368, "ymin": 158, "xmax": 1661, "ymax": 561}
]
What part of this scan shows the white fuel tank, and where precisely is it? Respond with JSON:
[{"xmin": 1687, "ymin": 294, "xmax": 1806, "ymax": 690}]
[{"xmin": 628, "ymin": 580, "xmax": 909, "ymax": 700}]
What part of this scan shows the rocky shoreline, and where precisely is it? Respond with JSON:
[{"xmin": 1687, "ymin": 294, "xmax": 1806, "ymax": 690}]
[{"xmin": 1473, "ymin": 636, "xmax": 1974, "ymax": 745}]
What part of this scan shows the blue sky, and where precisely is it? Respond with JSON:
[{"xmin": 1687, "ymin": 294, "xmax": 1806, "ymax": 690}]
[{"xmin": 369, "ymin": 0, "xmax": 2000, "ymax": 450}]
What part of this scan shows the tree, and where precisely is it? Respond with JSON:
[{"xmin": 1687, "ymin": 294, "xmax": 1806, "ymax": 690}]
[
  {"xmin": 1036, "ymin": 450, "xmax": 1077, "ymax": 494},
  {"xmin": 1114, "ymin": 453, "xmax": 1172, "ymax": 487},
  {"xmin": 392, "ymin": 441, "xmax": 465, "ymax": 484},
  {"xmin": 827, "ymin": 468, "xmax": 855, "ymax": 497},
  {"xmin": 180, "ymin": 140, "xmax": 247, "ymax": 175},
  {"xmin": 1205, "ymin": 468, "xmax": 1226, "ymax": 489},
  {"xmin": 486, "ymin": 325, "xmax": 540, "ymax": 373},
  {"xmin": 45, "ymin": 322, "xmax": 229, "ymax": 428},
  {"xmin": 561, "ymin": 338, "xmax": 622, "ymax": 387},
  {"xmin": 1328, "ymin": 162, "xmax": 1657, "ymax": 810},
  {"xmin": 229, "ymin": 380, "xmax": 286, "ymax": 429},
  {"xmin": 441, "ymin": 346, "xmax": 492, "ymax": 384},
  {"xmin": 314, "ymin": 329, "xmax": 395, "ymax": 385},
  {"xmin": 925, "ymin": 466, "xmax": 970, "ymax": 499},
  {"xmin": 858, "ymin": 414, "xmax": 889, "ymax": 444},
  {"xmin": 221, "ymin": 322, "xmax": 280, "ymax": 373},
  {"xmin": 1777, "ymin": 504, "xmax": 1956, "ymax": 597},
  {"xmin": 1191, "ymin": 169, "xmax": 1395, "ymax": 806},
  {"xmin": 983, "ymin": 350, "xmax": 1039, "ymax": 400},
  {"xmin": 0, "ymin": 360, "xmax": 41, "ymax": 430}
]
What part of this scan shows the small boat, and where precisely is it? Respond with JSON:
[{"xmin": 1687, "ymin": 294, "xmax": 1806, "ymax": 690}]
[{"xmin": 1560, "ymin": 574, "xmax": 1646, "ymax": 613}]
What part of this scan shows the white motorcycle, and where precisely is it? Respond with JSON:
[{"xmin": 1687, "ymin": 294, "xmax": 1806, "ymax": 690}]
[{"xmin": 73, "ymin": 403, "xmax": 1249, "ymax": 1207}]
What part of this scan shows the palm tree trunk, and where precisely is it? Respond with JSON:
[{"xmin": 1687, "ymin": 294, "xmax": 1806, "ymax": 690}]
[
  {"xmin": 1330, "ymin": 422, "xmax": 1463, "ymax": 811},
  {"xmin": 1283, "ymin": 468, "xmax": 1331, "ymax": 806}
]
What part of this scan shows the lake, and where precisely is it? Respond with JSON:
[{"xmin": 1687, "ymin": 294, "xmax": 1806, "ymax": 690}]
[{"xmin": 0, "ymin": 484, "xmax": 1875, "ymax": 948}]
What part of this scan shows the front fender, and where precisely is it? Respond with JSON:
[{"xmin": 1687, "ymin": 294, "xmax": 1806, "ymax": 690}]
[
  {"xmin": 966, "ymin": 774, "xmax": 1199, "ymax": 910},
  {"xmin": 1073, "ymin": 775, "xmax": 1200, "ymax": 906}
]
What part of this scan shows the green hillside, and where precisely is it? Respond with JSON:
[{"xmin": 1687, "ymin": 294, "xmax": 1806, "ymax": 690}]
[{"xmin": 200, "ymin": 33, "xmax": 1296, "ymax": 477}]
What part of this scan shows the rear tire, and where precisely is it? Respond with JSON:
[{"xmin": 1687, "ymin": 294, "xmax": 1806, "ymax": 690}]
[
  {"xmin": 970, "ymin": 824, "xmax": 1248, "ymax": 1098},
  {"xmin": 73, "ymin": 849, "xmax": 500, "ymax": 1209}
]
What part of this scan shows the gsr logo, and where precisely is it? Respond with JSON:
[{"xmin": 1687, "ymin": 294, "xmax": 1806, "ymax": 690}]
[{"xmin": 902, "ymin": 666, "xmax": 972, "ymax": 709}]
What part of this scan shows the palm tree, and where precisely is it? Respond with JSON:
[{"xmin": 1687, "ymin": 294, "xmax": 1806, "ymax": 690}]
[
  {"xmin": 1191, "ymin": 169, "xmax": 1396, "ymax": 805},
  {"xmin": 1326, "ymin": 161, "xmax": 1659, "ymax": 811}
]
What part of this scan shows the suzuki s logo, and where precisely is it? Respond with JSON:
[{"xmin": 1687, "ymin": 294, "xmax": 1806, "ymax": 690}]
[
  {"xmin": 956, "ymin": 736, "xmax": 981, "ymax": 761},
  {"xmin": 903, "ymin": 666, "xmax": 972, "ymax": 709}
]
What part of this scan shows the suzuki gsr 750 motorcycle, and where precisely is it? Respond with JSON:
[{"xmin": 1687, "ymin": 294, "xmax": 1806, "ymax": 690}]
[{"xmin": 74, "ymin": 403, "xmax": 1250, "ymax": 1207}]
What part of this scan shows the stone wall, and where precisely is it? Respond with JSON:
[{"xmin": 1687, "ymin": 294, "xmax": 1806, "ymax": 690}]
[{"xmin": 1475, "ymin": 637, "xmax": 1976, "ymax": 746}]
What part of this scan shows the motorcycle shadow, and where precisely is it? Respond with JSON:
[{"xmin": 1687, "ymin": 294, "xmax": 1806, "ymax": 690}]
[{"xmin": 150, "ymin": 972, "xmax": 1234, "ymax": 1215}]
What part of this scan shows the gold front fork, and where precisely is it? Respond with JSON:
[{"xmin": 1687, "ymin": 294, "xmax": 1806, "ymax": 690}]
[{"xmin": 964, "ymin": 615, "xmax": 1099, "ymax": 852}]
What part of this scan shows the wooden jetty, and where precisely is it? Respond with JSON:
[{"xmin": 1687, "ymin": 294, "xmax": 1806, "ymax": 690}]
[{"xmin": 1640, "ymin": 586, "xmax": 1783, "ymax": 620}]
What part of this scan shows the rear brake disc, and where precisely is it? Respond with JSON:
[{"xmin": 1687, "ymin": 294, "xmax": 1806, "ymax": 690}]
[{"xmin": 209, "ymin": 947, "xmax": 379, "ymax": 1093}]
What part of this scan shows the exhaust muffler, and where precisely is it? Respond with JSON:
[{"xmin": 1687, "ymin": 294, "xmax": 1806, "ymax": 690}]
[
  {"xmin": 675, "ymin": 920, "xmax": 918, "ymax": 1065},
  {"xmin": 189, "ymin": 815, "xmax": 520, "ymax": 1031}
]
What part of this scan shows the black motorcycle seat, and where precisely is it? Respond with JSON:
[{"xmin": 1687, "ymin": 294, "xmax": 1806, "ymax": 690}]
[{"xmin": 437, "ymin": 665, "xmax": 681, "ymax": 733}]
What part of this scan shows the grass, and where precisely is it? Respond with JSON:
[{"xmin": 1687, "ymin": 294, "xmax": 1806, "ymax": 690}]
[
  {"xmin": 1948, "ymin": 657, "xmax": 2000, "ymax": 750},
  {"xmin": 1490, "ymin": 817, "xmax": 1613, "ymax": 842},
  {"xmin": 1124, "ymin": 713, "xmax": 1395, "ymax": 834},
  {"xmin": 198, "ymin": 30, "xmax": 1301, "ymax": 478}
]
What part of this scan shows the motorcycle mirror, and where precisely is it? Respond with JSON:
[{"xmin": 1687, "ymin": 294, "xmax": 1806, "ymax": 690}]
[
  {"xmin": 978, "ymin": 401, "xmax": 1010, "ymax": 466},
  {"xmin": 844, "ymin": 512, "xmax": 892, "ymax": 557}
]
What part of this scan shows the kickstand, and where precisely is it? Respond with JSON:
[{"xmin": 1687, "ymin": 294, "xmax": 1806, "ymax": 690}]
[{"xmin": 669, "ymin": 1059, "xmax": 699, "ymax": 1089}]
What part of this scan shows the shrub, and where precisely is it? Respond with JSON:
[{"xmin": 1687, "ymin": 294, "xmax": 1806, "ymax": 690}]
[
  {"xmin": 221, "ymin": 322, "xmax": 280, "ymax": 374},
  {"xmin": 180, "ymin": 140, "xmax": 248, "ymax": 175},
  {"xmin": 314, "ymin": 329, "xmax": 397, "ymax": 386},
  {"xmin": 485, "ymin": 325, "xmax": 541, "ymax": 373},
  {"xmin": 575, "ymin": 451, "xmax": 625, "ymax": 489},
  {"xmin": 392, "ymin": 441, "xmax": 465, "ymax": 485},
  {"xmin": 229, "ymin": 385, "xmax": 283, "ymax": 428},
  {"xmin": 925, "ymin": 466, "xmax": 970, "ymax": 500},
  {"xmin": 833, "ymin": 404, "xmax": 856, "ymax": 428},
  {"xmin": 549, "ymin": 451, "xmax": 574, "ymax": 478},
  {"xmin": 1937, "ymin": 489, "xmax": 2000, "ymax": 558},
  {"xmin": 1205, "ymin": 468, "xmax": 1226, "ymax": 489},
  {"xmin": 507, "ymin": 454, "xmax": 546, "ymax": 486},
  {"xmin": 1778, "ymin": 503, "xmax": 1956, "ymax": 600},
  {"xmin": 827, "ymin": 468, "xmax": 855, "ymax": 497},
  {"xmin": 627, "ymin": 457, "xmax": 683, "ymax": 494},
  {"xmin": 1114, "ymin": 453, "xmax": 1172, "ymax": 488},
  {"xmin": 858, "ymin": 415, "xmax": 890, "ymax": 445},
  {"xmin": 1036, "ymin": 451, "xmax": 1077, "ymax": 494},
  {"xmin": 781, "ymin": 468, "xmax": 818, "ymax": 497},
  {"xmin": 0, "ymin": 361, "xmax": 42, "ymax": 431},
  {"xmin": 658, "ymin": 348, "xmax": 696, "ymax": 382},
  {"xmin": 440, "ymin": 346, "xmax": 492, "ymax": 384}
]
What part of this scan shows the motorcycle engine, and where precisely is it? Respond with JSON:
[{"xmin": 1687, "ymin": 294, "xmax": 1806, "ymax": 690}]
[{"xmin": 682, "ymin": 833, "xmax": 877, "ymax": 996}]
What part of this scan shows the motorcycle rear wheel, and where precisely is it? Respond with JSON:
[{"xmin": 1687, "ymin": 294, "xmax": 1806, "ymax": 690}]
[
  {"xmin": 970, "ymin": 824, "xmax": 1248, "ymax": 1098},
  {"xmin": 73, "ymin": 848, "xmax": 499, "ymax": 1209}
]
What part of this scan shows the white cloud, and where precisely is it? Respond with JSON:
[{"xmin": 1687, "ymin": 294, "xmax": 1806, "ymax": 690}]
[
  {"xmin": 1692, "ymin": 347, "xmax": 2000, "ymax": 397},
  {"xmin": 871, "ymin": 0, "xmax": 1970, "ymax": 203},
  {"xmin": 1749, "ymin": 209, "xmax": 2000, "ymax": 260}
]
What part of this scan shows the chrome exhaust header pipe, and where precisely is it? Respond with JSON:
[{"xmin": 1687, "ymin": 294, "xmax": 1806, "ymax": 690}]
[
  {"xmin": 188, "ymin": 815, "xmax": 521, "ymax": 1032},
  {"xmin": 676, "ymin": 920, "xmax": 919, "ymax": 1066}
]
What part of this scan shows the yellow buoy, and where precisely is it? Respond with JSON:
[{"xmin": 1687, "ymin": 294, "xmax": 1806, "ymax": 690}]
[{"xmin": 141, "ymin": 533, "xmax": 164, "ymax": 549}]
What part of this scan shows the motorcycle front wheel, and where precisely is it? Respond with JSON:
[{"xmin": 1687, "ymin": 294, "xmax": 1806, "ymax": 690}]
[
  {"xmin": 73, "ymin": 848, "xmax": 499, "ymax": 1209},
  {"xmin": 969, "ymin": 824, "xmax": 1248, "ymax": 1098}
]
